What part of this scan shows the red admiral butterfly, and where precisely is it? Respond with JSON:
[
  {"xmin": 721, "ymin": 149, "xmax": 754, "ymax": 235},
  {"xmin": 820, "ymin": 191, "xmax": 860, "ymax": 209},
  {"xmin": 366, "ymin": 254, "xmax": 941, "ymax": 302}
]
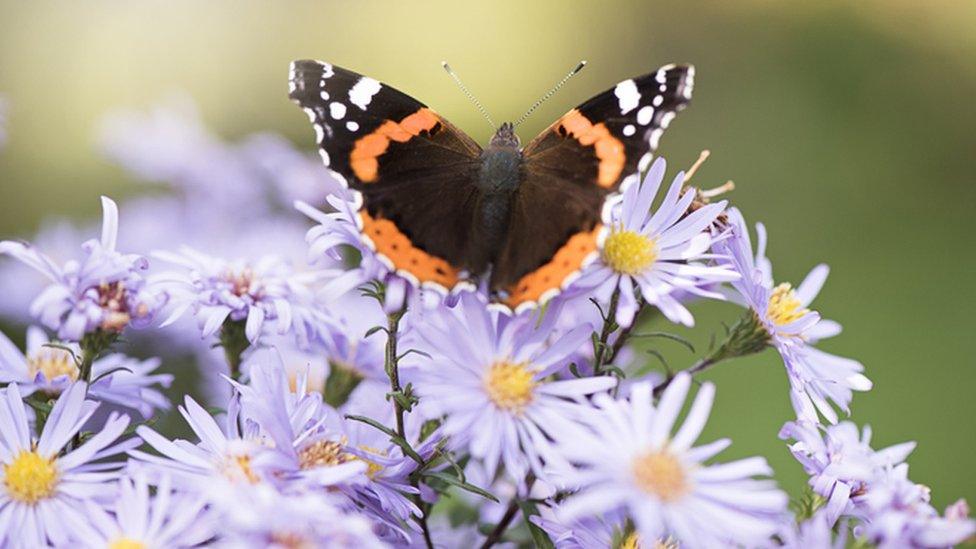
[{"xmin": 289, "ymin": 60, "xmax": 694, "ymax": 311}]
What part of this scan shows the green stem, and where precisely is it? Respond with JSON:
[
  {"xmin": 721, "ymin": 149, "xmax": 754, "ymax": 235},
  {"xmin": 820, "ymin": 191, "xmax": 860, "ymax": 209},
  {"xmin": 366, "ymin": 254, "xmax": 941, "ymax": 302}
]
[
  {"xmin": 592, "ymin": 287, "xmax": 621, "ymax": 376},
  {"xmin": 653, "ymin": 311, "xmax": 769, "ymax": 396},
  {"xmin": 382, "ymin": 307, "xmax": 433, "ymax": 549},
  {"xmin": 219, "ymin": 319, "xmax": 250, "ymax": 381}
]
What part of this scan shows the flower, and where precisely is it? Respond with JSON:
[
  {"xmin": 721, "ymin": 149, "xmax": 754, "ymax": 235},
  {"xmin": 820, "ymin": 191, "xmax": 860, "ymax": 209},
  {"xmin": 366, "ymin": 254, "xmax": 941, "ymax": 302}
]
[
  {"xmin": 0, "ymin": 197, "xmax": 164, "ymax": 341},
  {"xmin": 779, "ymin": 419, "xmax": 916, "ymax": 524},
  {"xmin": 857, "ymin": 465, "xmax": 976, "ymax": 548},
  {"xmin": 0, "ymin": 326, "xmax": 172, "ymax": 418},
  {"xmin": 130, "ymin": 392, "xmax": 280, "ymax": 492},
  {"xmin": 574, "ymin": 157, "xmax": 738, "ymax": 328},
  {"xmin": 209, "ymin": 481, "xmax": 389, "ymax": 548},
  {"xmin": 411, "ymin": 293, "xmax": 616, "ymax": 483},
  {"xmin": 152, "ymin": 247, "xmax": 335, "ymax": 346},
  {"xmin": 718, "ymin": 207, "xmax": 871, "ymax": 423},
  {"xmin": 63, "ymin": 472, "xmax": 214, "ymax": 548},
  {"xmin": 550, "ymin": 373, "xmax": 789, "ymax": 548},
  {"xmin": 777, "ymin": 511, "xmax": 847, "ymax": 548},
  {"xmin": 0, "ymin": 382, "xmax": 136, "ymax": 547}
]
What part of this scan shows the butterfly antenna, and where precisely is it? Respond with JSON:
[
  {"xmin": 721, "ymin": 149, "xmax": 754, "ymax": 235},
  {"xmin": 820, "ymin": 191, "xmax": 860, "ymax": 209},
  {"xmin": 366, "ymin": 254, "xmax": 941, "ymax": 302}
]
[
  {"xmin": 441, "ymin": 61, "xmax": 496, "ymax": 130},
  {"xmin": 514, "ymin": 60, "xmax": 587, "ymax": 127}
]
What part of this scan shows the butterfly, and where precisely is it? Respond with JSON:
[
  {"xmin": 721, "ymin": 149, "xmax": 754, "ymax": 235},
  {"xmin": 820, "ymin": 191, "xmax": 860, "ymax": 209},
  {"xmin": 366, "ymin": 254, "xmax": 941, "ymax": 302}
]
[{"xmin": 289, "ymin": 60, "xmax": 694, "ymax": 312}]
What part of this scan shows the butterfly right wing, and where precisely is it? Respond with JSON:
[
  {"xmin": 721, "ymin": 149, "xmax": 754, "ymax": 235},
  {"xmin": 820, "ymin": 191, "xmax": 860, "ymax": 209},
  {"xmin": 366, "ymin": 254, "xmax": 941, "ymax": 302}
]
[{"xmin": 289, "ymin": 60, "xmax": 484, "ymax": 292}]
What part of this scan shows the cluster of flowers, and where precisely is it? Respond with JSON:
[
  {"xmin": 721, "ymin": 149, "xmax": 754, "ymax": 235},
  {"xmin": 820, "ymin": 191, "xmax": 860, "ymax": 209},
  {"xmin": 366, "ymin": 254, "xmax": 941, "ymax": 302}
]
[{"xmin": 0, "ymin": 98, "xmax": 972, "ymax": 548}]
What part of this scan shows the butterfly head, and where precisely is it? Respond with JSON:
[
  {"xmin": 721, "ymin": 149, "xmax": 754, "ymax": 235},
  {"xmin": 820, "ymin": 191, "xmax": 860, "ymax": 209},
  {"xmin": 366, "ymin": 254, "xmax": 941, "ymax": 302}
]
[{"xmin": 489, "ymin": 122, "xmax": 520, "ymax": 149}]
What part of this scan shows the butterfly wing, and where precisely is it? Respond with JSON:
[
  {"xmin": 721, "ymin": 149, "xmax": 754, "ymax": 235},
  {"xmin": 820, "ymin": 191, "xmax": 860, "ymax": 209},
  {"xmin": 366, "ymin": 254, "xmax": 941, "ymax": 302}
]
[
  {"xmin": 289, "ymin": 60, "xmax": 484, "ymax": 291},
  {"xmin": 493, "ymin": 64, "xmax": 695, "ymax": 310}
]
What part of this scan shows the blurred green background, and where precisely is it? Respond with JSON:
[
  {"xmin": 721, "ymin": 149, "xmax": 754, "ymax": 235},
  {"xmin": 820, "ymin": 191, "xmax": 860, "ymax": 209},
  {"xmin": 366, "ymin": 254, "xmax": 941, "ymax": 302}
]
[{"xmin": 0, "ymin": 1, "xmax": 973, "ymax": 506}]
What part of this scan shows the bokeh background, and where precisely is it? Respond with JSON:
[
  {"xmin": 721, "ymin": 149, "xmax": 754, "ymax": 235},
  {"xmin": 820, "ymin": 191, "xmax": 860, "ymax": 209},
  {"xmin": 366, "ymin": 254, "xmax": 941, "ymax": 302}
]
[{"xmin": 0, "ymin": 1, "xmax": 973, "ymax": 506}]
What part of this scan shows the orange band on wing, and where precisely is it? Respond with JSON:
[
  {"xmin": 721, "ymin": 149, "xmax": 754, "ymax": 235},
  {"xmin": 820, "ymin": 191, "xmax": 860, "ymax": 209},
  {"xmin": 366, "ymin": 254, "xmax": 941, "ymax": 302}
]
[
  {"xmin": 350, "ymin": 108, "xmax": 441, "ymax": 183},
  {"xmin": 502, "ymin": 226, "xmax": 601, "ymax": 309},
  {"xmin": 360, "ymin": 211, "xmax": 461, "ymax": 288},
  {"xmin": 557, "ymin": 109, "xmax": 625, "ymax": 187}
]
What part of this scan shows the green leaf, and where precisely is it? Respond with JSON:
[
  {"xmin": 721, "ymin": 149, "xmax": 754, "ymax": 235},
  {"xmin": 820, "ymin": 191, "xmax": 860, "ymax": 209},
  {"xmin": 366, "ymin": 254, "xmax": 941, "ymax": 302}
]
[
  {"xmin": 344, "ymin": 414, "xmax": 424, "ymax": 464},
  {"xmin": 364, "ymin": 325, "xmax": 386, "ymax": 339},
  {"xmin": 423, "ymin": 471, "xmax": 499, "ymax": 502},
  {"xmin": 516, "ymin": 500, "xmax": 555, "ymax": 549},
  {"xmin": 630, "ymin": 331, "xmax": 696, "ymax": 353}
]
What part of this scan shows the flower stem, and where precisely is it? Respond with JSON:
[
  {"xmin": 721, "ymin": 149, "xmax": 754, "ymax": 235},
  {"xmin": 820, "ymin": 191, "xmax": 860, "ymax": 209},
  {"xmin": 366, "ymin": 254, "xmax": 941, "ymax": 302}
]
[
  {"xmin": 71, "ymin": 330, "xmax": 117, "ymax": 450},
  {"xmin": 480, "ymin": 474, "xmax": 537, "ymax": 549},
  {"xmin": 219, "ymin": 319, "xmax": 250, "ymax": 381},
  {"xmin": 654, "ymin": 311, "xmax": 769, "ymax": 396},
  {"xmin": 382, "ymin": 306, "xmax": 434, "ymax": 549},
  {"xmin": 592, "ymin": 287, "xmax": 621, "ymax": 376}
]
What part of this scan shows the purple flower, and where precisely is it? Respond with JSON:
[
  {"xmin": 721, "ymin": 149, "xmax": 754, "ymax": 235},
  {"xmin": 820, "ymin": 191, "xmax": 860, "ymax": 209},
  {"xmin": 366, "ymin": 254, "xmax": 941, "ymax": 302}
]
[
  {"xmin": 209, "ymin": 481, "xmax": 389, "ymax": 548},
  {"xmin": 857, "ymin": 465, "xmax": 976, "ymax": 548},
  {"xmin": 63, "ymin": 472, "xmax": 214, "ymax": 548},
  {"xmin": 0, "ymin": 197, "xmax": 164, "ymax": 341},
  {"xmin": 779, "ymin": 419, "xmax": 915, "ymax": 525},
  {"xmin": 0, "ymin": 382, "xmax": 137, "ymax": 547},
  {"xmin": 0, "ymin": 326, "xmax": 172, "ymax": 418},
  {"xmin": 574, "ymin": 157, "xmax": 738, "ymax": 328},
  {"xmin": 549, "ymin": 373, "xmax": 789, "ymax": 548},
  {"xmin": 153, "ymin": 247, "xmax": 335, "ymax": 346},
  {"xmin": 718, "ymin": 207, "xmax": 871, "ymax": 423},
  {"xmin": 411, "ymin": 293, "xmax": 615, "ymax": 484},
  {"xmin": 777, "ymin": 511, "xmax": 847, "ymax": 548}
]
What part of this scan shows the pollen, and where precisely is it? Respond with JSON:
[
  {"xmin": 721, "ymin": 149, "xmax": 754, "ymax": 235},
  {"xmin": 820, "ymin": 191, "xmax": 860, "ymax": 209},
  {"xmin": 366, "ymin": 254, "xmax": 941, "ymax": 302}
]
[
  {"xmin": 632, "ymin": 450, "xmax": 689, "ymax": 502},
  {"xmin": 766, "ymin": 283, "xmax": 809, "ymax": 327},
  {"xmin": 357, "ymin": 445, "xmax": 387, "ymax": 479},
  {"xmin": 602, "ymin": 229, "xmax": 657, "ymax": 276},
  {"xmin": 27, "ymin": 347, "xmax": 79, "ymax": 383},
  {"xmin": 3, "ymin": 450, "xmax": 59, "ymax": 504},
  {"xmin": 221, "ymin": 452, "xmax": 261, "ymax": 484},
  {"xmin": 299, "ymin": 439, "xmax": 355, "ymax": 470},
  {"xmin": 484, "ymin": 361, "xmax": 536, "ymax": 413},
  {"xmin": 108, "ymin": 538, "xmax": 147, "ymax": 549}
]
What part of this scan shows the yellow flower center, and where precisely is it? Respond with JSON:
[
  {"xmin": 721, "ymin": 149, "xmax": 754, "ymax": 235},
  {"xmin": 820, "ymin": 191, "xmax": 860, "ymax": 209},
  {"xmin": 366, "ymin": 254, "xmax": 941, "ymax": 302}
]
[
  {"xmin": 357, "ymin": 445, "xmax": 387, "ymax": 479},
  {"xmin": 484, "ymin": 361, "xmax": 536, "ymax": 413},
  {"xmin": 632, "ymin": 450, "xmax": 688, "ymax": 502},
  {"xmin": 602, "ymin": 229, "xmax": 657, "ymax": 275},
  {"xmin": 27, "ymin": 348, "xmax": 79, "ymax": 383},
  {"xmin": 3, "ymin": 450, "xmax": 58, "ymax": 504},
  {"xmin": 298, "ymin": 439, "xmax": 355, "ymax": 470},
  {"xmin": 766, "ymin": 283, "xmax": 809, "ymax": 327},
  {"xmin": 221, "ymin": 452, "xmax": 261, "ymax": 484},
  {"xmin": 108, "ymin": 538, "xmax": 146, "ymax": 549},
  {"xmin": 617, "ymin": 532, "xmax": 677, "ymax": 549}
]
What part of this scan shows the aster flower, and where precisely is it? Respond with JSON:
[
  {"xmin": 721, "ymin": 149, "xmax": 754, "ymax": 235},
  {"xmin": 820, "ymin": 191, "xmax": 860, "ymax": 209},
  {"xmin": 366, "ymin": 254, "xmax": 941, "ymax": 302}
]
[
  {"xmin": 574, "ymin": 157, "xmax": 738, "ymax": 328},
  {"xmin": 550, "ymin": 373, "xmax": 789, "ymax": 548},
  {"xmin": 718, "ymin": 207, "xmax": 871, "ymax": 423},
  {"xmin": 0, "ymin": 382, "xmax": 136, "ymax": 547},
  {"xmin": 779, "ymin": 419, "xmax": 916, "ymax": 524},
  {"xmin": 0, "ymin": 326, "xmax": 172, "ymax": 418},
  {"xmin": 0, "ymin": 197, "xmax": 164, "ymax": 341},
  {"xmin": 857, "ymin": 465, "xmax": 976, "ymax": 548},
  {"xmin": 209, "ymin": 481, "xmax": 388, "ymax": 548},
  {"xmin": 130, "ymin": 392, "xmax": 285, "ymax": 492},
  {"xmin": 411, "ymin": 293, "xmax": 616, "ymax": 483},
  {"xmin": 777, "ymin": 511, "xmax": 847, "ymax": 548},
  {"xmin": 530, "ymin": 504, "xmax": 630, "ymax": 548},
  {"xmin": 152, "ymin": 246, "xmax": 335, "ymax": 346},
  {"xmin": 63, "ymin": 472, "xmax": 214, "ymax": 548}
]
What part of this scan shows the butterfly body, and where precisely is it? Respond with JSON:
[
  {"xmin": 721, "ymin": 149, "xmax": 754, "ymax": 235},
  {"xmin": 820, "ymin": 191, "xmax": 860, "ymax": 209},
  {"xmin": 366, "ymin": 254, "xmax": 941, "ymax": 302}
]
[{"xmin": 289, "ymin": 60, "xmax": 694, "ymax": 311}]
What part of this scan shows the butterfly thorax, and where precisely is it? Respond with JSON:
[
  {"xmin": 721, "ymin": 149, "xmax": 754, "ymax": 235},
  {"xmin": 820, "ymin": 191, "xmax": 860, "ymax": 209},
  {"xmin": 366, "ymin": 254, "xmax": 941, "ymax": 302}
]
[{"xmin": 471, "ymin": 122, "xmax": 523, "ymax": 272}]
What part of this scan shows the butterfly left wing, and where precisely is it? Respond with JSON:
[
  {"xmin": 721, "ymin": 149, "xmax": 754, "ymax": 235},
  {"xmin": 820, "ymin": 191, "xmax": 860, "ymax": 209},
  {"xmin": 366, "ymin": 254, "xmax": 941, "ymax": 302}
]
[
  {"xmin": 289, "ymin": 60, "xmax": 485, "ymax": 293},
  {"xmin": 493, "ymin": 64, "xmax": 695, "ymax": 311}
]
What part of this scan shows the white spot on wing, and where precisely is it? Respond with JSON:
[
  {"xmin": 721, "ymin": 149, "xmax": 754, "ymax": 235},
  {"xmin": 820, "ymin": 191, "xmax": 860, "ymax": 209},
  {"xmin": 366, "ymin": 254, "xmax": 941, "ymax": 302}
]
[
  {"xmin": 637, "ymin": 106, "xmax": 655, "ymax": 126},
  {"xmin": 614, "ymin": 79, "xmax": 640, "ymax": 115},
  {"xmin": 329, "ymin": 102, "xmax": 347, "ymax": 120},
  {"xmin": 660, "ymin": 112, "xmax": 676, "ymax": 128},
  {"xmin": 319, "ymin": 90, "xmax": 330, "ymax": 101},
  {"xmin": 349, "ymin": 77, "xmax": 381, "ymax": 110},
  {"xmin": 303, "ymin": 108, "xmax": 316, "ymax": 123},
  {"xmin": 652, "ymin": 95, "xmax": 663, "ymax": 107},
  {"xmin": 313, "ymin": 124, "xmax": 325, "ymax": 143},
  {"xmin": 638, "ymin": 152, "xmax": 652, "ymax": 172},
  {"xmin": 346, "ymin": 121, "xmax": 359, "ymax": 132},
  {"xmin": 319, "ymin": 149, "xmax": 331, "ymax": 166},
  {"xmin": 649, "ymin": 128, "xmax": 663, "ymax": 149},
  {"xmin": 623, "ymin": 124, "xmax": 636, "ymax": 137}
]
